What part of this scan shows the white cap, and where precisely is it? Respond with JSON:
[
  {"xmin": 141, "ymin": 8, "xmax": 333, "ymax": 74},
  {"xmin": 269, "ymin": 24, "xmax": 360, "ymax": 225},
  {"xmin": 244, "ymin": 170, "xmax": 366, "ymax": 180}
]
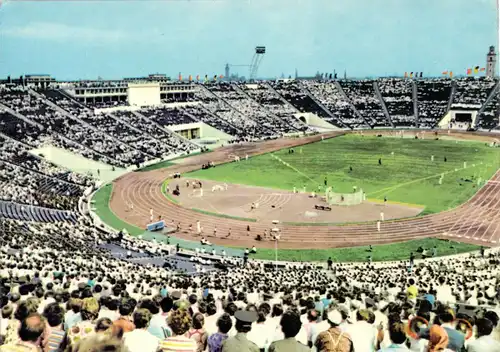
[{"xmin": 327, "ymin": 310, "xmax": 342, "ymax": 325}]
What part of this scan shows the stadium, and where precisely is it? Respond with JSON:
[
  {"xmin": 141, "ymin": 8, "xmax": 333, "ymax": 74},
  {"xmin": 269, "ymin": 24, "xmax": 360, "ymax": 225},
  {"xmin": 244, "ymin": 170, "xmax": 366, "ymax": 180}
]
[{"xmin": 1, "ymin": 0, "xmax": 500, "ymax": 351}]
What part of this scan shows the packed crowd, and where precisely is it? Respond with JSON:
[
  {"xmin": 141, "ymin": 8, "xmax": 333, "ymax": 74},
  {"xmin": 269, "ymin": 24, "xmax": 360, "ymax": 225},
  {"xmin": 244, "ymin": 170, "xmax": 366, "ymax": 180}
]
[
  {"xmin": 1, "ymin": 220, "xmax": 500, "ymax": 352},
  {"xmin": 300, "ymin": 81, "xmax": 362, "ymax": 129},
  {"xmin": 0, "ymin": 136, "xmax": 91, "ymax": 214},
  {"xmin": 415, "ymin": 80, "xmax": 453, "ymax": 129},
  {"xmin": 193, "ymin": 86, "xmax": 271, "ymax": 138},
  {"xmin": 0, "ymin": 85, "xmax": 198, "ymax": 167},
  {"xmin": 476, "ymin": 84, "xmax": 500, "ymax": 131},
  {"xmin": 206, "ymin": 83, "xmax": 307, "ymax": 134},
  {"xmin": 378, "ymin": 79, "xmax": 415, "ymax": 127},
  {"xmin": 451, "ymin": 78, "xmax": 497, "ymax": 110},
  {"xmin": 339, "ymin": 80, "xmax": 387, "ymax": 128}
]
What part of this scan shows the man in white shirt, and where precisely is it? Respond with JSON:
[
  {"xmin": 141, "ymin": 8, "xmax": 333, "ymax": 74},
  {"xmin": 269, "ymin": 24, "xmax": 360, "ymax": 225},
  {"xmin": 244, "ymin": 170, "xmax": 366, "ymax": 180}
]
[
  {"xmin": 467, "ymin": 318, "xmax": 500, "ymax": 352},
  {"xmin": 346, "ymin": 309, "xmax": 380, "ymax": 352},
  {"xmin": 123, "ymin": 309, "xmax": 159, "ymax": 352}
]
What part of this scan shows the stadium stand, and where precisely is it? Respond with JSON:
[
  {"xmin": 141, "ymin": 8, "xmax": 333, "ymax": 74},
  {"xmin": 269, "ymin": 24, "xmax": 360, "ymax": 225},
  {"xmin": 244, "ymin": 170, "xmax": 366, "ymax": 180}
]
[
  {"xmin": 1, "ymin": 77, "xmax": 500, "ymax": 352},
  {"xmin": 378, "ymin": 78, "xmax": 416, "ymax": 127},
  {"xmin": 339, "ymin": 79, "xmax": 389, "ymax": 128},
  {"xmin": 415, "ymin": 79, "xmax": 453, "ymax": 128},
  {"xmin": 270, "ymin": 80, "xmax": 332, "ymax": 120}
]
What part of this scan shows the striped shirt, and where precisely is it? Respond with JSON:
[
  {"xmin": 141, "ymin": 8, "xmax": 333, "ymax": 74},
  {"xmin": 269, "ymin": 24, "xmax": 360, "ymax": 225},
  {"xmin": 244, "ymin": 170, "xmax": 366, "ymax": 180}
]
[
  {"xmin": 44, "ymin": 328, "xmax": 65, "ymax": 352},
  {"xmin": 159, "ymin": 336, "xmax": 197, "ymax": 352}
]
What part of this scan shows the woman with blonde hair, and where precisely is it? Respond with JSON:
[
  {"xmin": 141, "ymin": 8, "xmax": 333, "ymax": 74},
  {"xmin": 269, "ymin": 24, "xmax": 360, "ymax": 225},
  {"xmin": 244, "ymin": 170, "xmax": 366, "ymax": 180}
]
[
  {"xmin": 158, "ymin": 309, "xmax": 197, "ymax": 352},
  {"xmin": 427, "ymin": 325, "xmax": 452, "ymax": 352}
]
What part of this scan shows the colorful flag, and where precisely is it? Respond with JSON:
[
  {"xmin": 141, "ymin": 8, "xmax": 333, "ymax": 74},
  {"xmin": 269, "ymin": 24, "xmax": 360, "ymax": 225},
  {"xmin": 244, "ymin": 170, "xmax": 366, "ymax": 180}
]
[
  {"xmin": 473, "ymin": 66, "xmax": 480, "ymax": 74},
  {"xmin": 404, "ymin": 72, "xmax": 408, "ymax": 78},
  {"xmin": 467, "ymin": 68, "xmax": 472, "ymax": 75},
  {"xmin": 196, "ymin": 75, "xmax": 200, "ymax": 81},
  {"xmin": 219, "ymin": 74, "xmax": 224, "ymax": 79},
  {"xmin": 449, "ymin": 71, "xmax": 453, "ymax": 78},
  {"xmin": 442, "ymin": 71, "xmax": 448, "ymax": 75},
  {"xmin": 204, "ymin": 75, "xmax": 208, "ymax": 83},
  {"xmin": 479, "ymin": 67, "xmax": 486, "ymax": 72},
  {"xmin": 178, "ymin": 73, "xmax": 182, "ymax": 81},
  {"xmin": 409, "ymin": 72, "xmax": 413, "ymax": 78},
  {"xmin": 188, "ymin": 75, "xmax": 192, "ymax": 82}
]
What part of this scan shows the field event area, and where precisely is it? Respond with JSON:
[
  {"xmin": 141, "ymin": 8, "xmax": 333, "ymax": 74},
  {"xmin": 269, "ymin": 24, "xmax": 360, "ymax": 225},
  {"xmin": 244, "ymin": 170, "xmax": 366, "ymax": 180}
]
[{"xmin": 186, "ymin": 134, "xmax": 500, "ymax": 215}]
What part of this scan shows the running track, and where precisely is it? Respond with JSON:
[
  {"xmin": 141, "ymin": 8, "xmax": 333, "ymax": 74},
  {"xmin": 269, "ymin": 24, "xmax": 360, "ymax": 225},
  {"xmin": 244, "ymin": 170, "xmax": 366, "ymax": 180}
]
[{"xmin": 109, "ymin": 131, "xmax": 500, "ymax": 249}]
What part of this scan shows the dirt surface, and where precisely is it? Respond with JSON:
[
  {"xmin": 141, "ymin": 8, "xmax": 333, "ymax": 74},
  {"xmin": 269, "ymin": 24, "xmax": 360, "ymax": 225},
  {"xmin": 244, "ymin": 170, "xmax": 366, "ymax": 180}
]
[
  {"xmin": 109, "ymin": 130, "xmax": 500, "ymax": 249},
  {"xmin": 173, "ymin": 179, "xmax": 423, "ymax": 223}
]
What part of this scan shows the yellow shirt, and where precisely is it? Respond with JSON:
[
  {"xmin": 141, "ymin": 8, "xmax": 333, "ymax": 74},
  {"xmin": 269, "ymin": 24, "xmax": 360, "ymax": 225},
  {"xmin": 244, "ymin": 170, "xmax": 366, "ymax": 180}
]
[{"xmin": 407, "ymin": 285, "xmax": 418, "ymax": 299}]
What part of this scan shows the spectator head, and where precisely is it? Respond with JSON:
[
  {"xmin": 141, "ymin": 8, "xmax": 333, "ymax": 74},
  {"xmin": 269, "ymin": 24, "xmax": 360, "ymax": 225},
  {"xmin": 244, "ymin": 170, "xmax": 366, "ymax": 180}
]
[
  {"xmin": 132, "ymin": 309, "xmax": 152, "ymax": 329},
  {"xmin": 409, "ymin": 279, "xmax": 415, "ymax": 286},
  {"xmin": 19, "ymin": 313, "xmax": 45, "ymax": 344},
  {"xmin": 42, "ymin": 302, "xmax": 65, "ymax": 328},
  {"xmin": 95, "ymin": 318, "xmax": 113, "ymax": 333},
  {"xmin": 438, "ymin": 309, "xmax": 455, "ymax": 324},
  {"xmin": 356, "ymin": 309, "xmax": 371, "ymax": 323},
  {"xmin": 69, "ymin": 298, "xmax": 83, "ymax": 314},
  {"xmin": 280, "ymin": 310, "xmax": 302, "ymax": 338},
  {"xmin": 192, "ymin": 312, "xmax": 205, "ymax": 329},
  {"xmin": 388, "ymin": 322, "xmax": 407, "ymax": 345},
  {"xmin": 272, "ymin": 304, "xmax": 283, "ymax": 317},
  {"xmin": 234, "ymin": 310, "xmax": 257, "ymax": 334},
  {"xmin": 428, "ymin": 325, "xmax": 449, "ymax": 352},
  {"xmin": 307, "ymin": 309, "xmax": 319, "ymax": 322},
  {"xmin": 484, "ymin": 311, "xmax": 499, "ymax": 327},
  {"xmin": 168, "ymin": 309, "xmax": 192, "ymax": 336},
  {"xmin": 72, "ymin": 333, "xmax": 127, "ymax": 352},
  {"xmin": 81, "ymin": 297, "xmax": 99, "ymax": 321},
  {"xmin": 159, "ymin": 296, "xmax": 173, "ymax": 313},
  {"xmin": 119, "ymin": 302, "xmax": 133, "ymax": 317},
  {"xmin": 14, "ymin": 299, "xmax": 39, "ymax": 321},
  {"xmin": 326, "ymin": 309, "xmax": 343, "ymax": 327},
  {"xmin": 206, "ymin": 303, "xmax": 217, "ymax": 316},
  {"xmin": 216, "ymin": 313, "xmax": 232, "ymax": 334},
  {"xmin": 1, "ymin": 304, "xmax": 13, "ymax": 319},
  {"xmin": 476, "ymin": 318, "xmax": 494, "ymax": 338}
]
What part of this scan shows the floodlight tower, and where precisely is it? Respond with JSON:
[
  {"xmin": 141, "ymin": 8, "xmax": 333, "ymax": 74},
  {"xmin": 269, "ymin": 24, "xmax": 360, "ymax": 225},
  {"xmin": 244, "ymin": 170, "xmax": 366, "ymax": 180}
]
[{"xmin": 249, "ymin": 46, "xmax": 266, "ymax": 81}]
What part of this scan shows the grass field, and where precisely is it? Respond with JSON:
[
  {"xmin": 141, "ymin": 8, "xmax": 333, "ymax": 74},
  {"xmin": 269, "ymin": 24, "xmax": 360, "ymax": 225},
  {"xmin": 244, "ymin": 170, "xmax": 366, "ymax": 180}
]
[
  {"xmin": 186, "ymin": 135, "xmax": 499, "ymax": 214},
  {"xmin": 92, "ymin": 182, "xmax": 481, "ymax": 262}
]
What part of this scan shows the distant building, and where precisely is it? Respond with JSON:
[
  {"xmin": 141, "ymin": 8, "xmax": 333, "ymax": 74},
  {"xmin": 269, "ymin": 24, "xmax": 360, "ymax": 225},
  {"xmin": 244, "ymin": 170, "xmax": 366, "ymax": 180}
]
[{"xmin": 486, "ymin": 46, "xmax": 497, "ymax": 78}]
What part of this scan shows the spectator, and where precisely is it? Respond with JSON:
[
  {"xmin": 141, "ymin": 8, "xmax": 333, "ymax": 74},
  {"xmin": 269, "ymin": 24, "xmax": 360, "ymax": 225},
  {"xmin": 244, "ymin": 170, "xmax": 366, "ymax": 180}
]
[
  {"xmin": 42, "ymin": 303, "xmax": 66, "ymax": 352},
  {"xmin": 377, "ymin": 322, "xmax": 408, "ymax": 351},
  {"xmin": 208, "ymin": 313, "xmax": 233, "ymax": 352},
  {"xmin": 269, "ymin": 310, "xmax": 309, "ymax": 352},
  {"xmin": 0, "ymin": 313, "xmax": 46, "ymax": 352},
  {"xmin": 315, "ymin": 309, "xmax": 353, "ymax": 352},
  {"xmin": 186, "ymin": 312, "xmax": 208, "ymax": 352},
  {"xmin": 159, "ymin": 309, "xmax": 197, "ymax": 352},
  {"xmin": 466, "ymin": 318, "xmax": 500, "ymax": 352},
  {"xmin": 123, "ymin": 308, "xmax": 159, "ymax": 352}
]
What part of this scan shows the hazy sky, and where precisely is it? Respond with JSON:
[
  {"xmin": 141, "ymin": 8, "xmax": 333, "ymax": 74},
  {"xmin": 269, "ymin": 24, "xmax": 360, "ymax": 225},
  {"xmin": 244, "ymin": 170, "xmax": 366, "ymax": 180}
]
[{"xmin": 0, "ymin": 0, "xmax": 498, "ymax": 80}]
